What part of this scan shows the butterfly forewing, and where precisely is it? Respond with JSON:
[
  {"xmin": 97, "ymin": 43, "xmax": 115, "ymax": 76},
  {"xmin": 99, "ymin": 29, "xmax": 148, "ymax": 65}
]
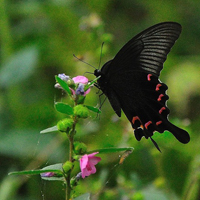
[{"xmin": 107, "ymin": 22, "xmax": 182, "ymax": 77}]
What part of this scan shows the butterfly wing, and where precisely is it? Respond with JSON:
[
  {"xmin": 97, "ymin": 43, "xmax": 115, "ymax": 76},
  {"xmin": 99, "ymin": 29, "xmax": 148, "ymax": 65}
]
[
  {"xmin": 98, "ymin": 22, "xmax": 190, "ymax": 146},
  {"xmin": 108, "ymin": 70, "xmax": 190, "ymax": 145},
  {"xmin": 103, "ymin": 22, "xmax": 182, "ymax": 77}
]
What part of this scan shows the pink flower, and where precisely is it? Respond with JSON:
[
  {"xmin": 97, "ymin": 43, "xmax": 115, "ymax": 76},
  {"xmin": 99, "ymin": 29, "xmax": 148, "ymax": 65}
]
[
  {"xmin": 55, "ymin": 74, "xmax": 91, "ymax": 96},
  {"xmin": 72, "ymin": 76, "xmax": 89, "ymax": 84},
  {"xmin": 80, "ymin": 152, "xmax": 101, "ymax": 179},
  {"xmin": 72, "ymin": 76, "xmax": 91, "ymax": 96}
]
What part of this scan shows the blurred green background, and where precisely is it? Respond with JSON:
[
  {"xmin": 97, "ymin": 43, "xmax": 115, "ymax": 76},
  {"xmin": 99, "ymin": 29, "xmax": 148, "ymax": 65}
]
[{"xmin": 1, "ymin": 0, "xmax": 200, "ymax": 200}]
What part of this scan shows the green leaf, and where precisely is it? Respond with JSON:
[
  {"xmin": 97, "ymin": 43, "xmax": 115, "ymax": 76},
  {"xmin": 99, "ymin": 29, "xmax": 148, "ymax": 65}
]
[
  {"xmin": 85, "ymin": 105, "xmax": 101, "ymax": 114},
  {"xmin": 55, "ymin": 75, "xmax": 71, "ymax": 95},
  {"xmin": 41, "ymin": 175, "xmax": 65, "ymax": 182},
  {"xmin": 9, "ymin": 163, "xmax": 65, "ymax": 182},
  {"xmin": 84, "ymin": 76, "xmax": 101, "ymax": 91},
  {"xmin": 8, "ymin": 169, "xmax": 62, "ymax": 176},
  {"xmin": 41, "ymin": 163, "xmax": 63, "ymax": 171},
  {"xmin": 87, "ymin": 147, "xmax": 134, "ymax": 154},
  {"xmin": 41, "ymin": 163, "xmax": 64, "ymax": 181},
  {"xmin": 73, "ymin": 193, "xmax": 90, "ymax": 200},
  {"xmin": 40, "ymin": 125, "xmax": 58, "ymax": 134},
  {"xmin": 55, "ymin": 102, "xmax": 74, "ymax": 115},
  {"xmin": 9, "ymin": 163, "xmax": 63, "ymax": 176}
]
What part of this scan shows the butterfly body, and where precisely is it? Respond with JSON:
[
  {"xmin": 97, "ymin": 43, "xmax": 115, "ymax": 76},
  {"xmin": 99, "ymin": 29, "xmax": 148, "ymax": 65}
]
[{"xmin": 94, "ymin": 22, "xmax": 190, "ymax": 150}]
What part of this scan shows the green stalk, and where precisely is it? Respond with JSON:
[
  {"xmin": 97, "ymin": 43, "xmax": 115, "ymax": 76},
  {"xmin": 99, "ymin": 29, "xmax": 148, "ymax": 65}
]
[{"xmin": 65, "ymin": 115, "xmax": 77, "ymax": 200}]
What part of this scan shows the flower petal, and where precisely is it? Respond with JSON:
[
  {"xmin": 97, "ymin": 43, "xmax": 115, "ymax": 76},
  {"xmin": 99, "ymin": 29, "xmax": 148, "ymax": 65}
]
[
  {"xmin": 58, "ymin": 74, "xmax": 69, "ymax": 82},
  {"xmin": 75, "ymin": 83, "xmax": 85, "ymax": 95},
  {"xmin": 87, "ymin": 152, "xmax": 99, "ymax": 157},
  {"xmin": 80, "ymin": 154, "xmax": 88, "ymax": 170},
  {"xmin": 80, "ymin": 152, "xmax": 101, "ymax": 179},
  {"xmin": 82, "ymin": 168, "xmax": 90, "ymax": 178},
  {"xmin": 73, "ymin": 76, "xmax": 88, "ymax": 84},
  {"xmin": 84, "ymin": 88, "xmax": 91, "ymax": 95},
  {"xmin": 89, "ymin": 165, "xmax": 97, "ymax": 174},
  {"xmin": 88, "ymin": 156, "xmax": 101, "ymax": 166}
]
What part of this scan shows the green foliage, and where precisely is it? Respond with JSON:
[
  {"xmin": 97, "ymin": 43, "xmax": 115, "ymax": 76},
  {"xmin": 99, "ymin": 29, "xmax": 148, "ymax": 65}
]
[
  {"xmin": 57, "ymin": 118, "xmax": 74, "ymax": 132},
  {"xmin": 1, "ymin": 0, "xmax": 199, "ymax": 200},
  {"xmin": 74, "ymin": 105, "xmax": 89, "ymax": 118},
  {"xmin": 55, "ymin": 76, "xmax": 72, "ymax": 95},
  {"xmin": 55, "ymin": 102, "xmax": 74, "ymax": 115},
  {"xmin": 74, "ymin": 141, "xmax": 87, "ymax": 155}
]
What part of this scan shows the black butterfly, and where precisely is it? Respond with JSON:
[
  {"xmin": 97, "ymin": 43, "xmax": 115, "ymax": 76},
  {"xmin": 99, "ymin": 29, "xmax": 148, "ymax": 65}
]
[{"xmin": 94, "ymin": 22, "xmax": 190, "ymax": 151}]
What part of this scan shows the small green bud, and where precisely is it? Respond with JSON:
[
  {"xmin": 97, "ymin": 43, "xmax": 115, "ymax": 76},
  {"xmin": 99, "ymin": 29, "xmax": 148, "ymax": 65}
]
[
  {"xmin": 70, "ymin": 177, "xmax": 77, "ymax": 187},
  {"xmin": 74, "ymin": 141, "xmax": 87, "ymax": 155},
  {"xmin": 74, "ymin": 105, "xmax": 89, "ymax": 118},
  {"xmin": 57, "ymin": 118, "xmax": 74, "ymax": 132},
  {"xmin": 73, "ymin": 155, "xmax": 80, "ymax": 161},
  {"xmin": 63, "ymin": 161, "xmax": 74, "ymax": 174},
  {"xmin": 67, "ymin": 79, "xmax": 75, "ymax": 89}
]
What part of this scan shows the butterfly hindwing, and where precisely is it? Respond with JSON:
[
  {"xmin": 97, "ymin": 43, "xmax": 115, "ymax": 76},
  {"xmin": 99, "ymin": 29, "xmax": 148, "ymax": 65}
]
[{"xmin": 107, "ymin": 70, "xmax": 189, "ymax": 145}]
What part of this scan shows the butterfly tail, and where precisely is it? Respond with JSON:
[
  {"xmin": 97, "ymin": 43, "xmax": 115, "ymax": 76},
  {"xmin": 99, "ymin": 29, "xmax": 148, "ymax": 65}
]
[
  {"xmin": 150, "ymin": 137, "xmax": 161, "ymax": 152},
  {"xmin": 167, "ymin": 122, "xmax": 190, "ymax": 144}
]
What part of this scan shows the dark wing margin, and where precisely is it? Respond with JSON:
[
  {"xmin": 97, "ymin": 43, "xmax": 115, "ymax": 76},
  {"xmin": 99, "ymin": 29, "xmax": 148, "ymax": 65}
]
[{"xmin": 110, "ymin": 22, "xmax": 182, "ymax": 77}]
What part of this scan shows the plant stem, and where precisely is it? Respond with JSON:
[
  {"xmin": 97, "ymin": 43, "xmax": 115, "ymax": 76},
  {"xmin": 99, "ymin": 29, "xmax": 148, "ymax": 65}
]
[
  {"xmin": 65, "ymin": 116, "xmax": 77, "ymax": 200},
  {"xmin": 66, "ymin": 173, "xmax": 71, "ymax": 200}
]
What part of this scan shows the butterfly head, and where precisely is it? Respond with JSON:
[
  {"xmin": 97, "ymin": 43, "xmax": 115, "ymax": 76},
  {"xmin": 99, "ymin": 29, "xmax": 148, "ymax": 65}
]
[{"xmin": 94, "ymin": 69, "xmax": 102, "ymax": 77}]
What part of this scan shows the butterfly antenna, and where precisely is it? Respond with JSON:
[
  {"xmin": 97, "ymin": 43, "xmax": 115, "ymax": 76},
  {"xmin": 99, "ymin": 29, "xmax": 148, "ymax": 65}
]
[
  {"xmin": 98, "ymin": 42, "xmax": 104, "ymax": 69},
  {"xmin": 73, "ymin": 54, "xmax": 96, "ymax": 70},
  {"xmin": 150, "ymin": 137, "xmax": 161, "ymax": 152},
  {"xmin": 84, "ymin": 71, "xmax": 94, "ymax": 75}
]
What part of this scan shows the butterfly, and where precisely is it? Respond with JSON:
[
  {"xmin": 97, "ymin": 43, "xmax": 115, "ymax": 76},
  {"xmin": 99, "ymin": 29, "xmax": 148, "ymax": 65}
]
[{"xmin": 94, "ymin": 22, "xmax": 190, "ymax": 151}]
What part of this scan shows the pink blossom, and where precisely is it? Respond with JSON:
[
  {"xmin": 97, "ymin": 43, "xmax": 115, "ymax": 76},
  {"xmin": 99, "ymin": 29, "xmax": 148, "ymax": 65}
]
[
  {"xmin": 72, "ymin": 76, "xmax": 89, "ymax": 84},
  {"xmin": 55, "ymin": 74, "xmax": 91, "ymax": 96},
  {"xmin": 72, "ymin": 76, "xmax": 90, "ymax": 96},
  {"xmin": 80, "ymin": 152, "xmax": 101, "ymax": 179}
]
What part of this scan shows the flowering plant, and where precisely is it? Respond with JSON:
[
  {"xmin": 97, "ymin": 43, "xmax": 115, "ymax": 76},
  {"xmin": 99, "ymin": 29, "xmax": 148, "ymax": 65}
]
[
  {"xmin": 9, "ymin": 73, "xmax": 133, "ymax": 200},
  {"xmin": 80, "ymin": 152, "xmax": 101, "ymax": 178}
]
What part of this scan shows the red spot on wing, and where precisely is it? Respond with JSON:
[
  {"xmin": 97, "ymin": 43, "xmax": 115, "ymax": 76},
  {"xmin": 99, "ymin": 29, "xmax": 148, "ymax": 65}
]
[
  {"xmin": 147, "ymin": 74, "xmax": 152, "ymax": 81},
  {"xmin": 159, "ymin": 107, "xmax": 166, "ymax": 114},
  {"xmin": 156, "ymin": 83, "xmax": 162, "ymax": 91},
  {"xmin": 132, "ymin": 116, "xmax": 140, "ymax": 124},
  {"xmin": 132, "ymin": 116, "xmax": 144, "ymax": 130},
  {"xmin": 145, "ymin": 121, "xmax": 152, "ymax": 129},
  {"xmin": 157, "ymin": 94, "xmax": 164, "ymax": 101},
  {"xmin": 156, "ymin": 121, "xmax": 162, "ymax": 126}
]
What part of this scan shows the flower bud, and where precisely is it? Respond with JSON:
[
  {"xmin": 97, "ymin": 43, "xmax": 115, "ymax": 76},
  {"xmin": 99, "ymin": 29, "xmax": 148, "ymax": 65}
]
[
  {"xmin": 70, "ymin": 172, "xmax": 82, "ymax": 187},
  {"xmin": 67, "ymin": 79, "xmax": 75, "ymax": 89},
  {"xmin": 74, "ymin": 105, "xmax": 89, "ymax": 118},
  {"xmin": 40, "ymin": 172, "xmax": 55, "ymax": 177},
  {"xmin": 73, "ymin": 155, "xmax": 80, "ymax": 161},
  {"xmin": 74, "ymin": 141, "xmax": 87, "ymax": 155},
  {"xmin": 57, "ymin": 118, "xmax": 74, "ymax": 132},
  {"xmin": 70, "ymin": 177, "xmax": 77, "ymax": 187},
  {"xmin": 63, "ymin": 161, "xmax": 74, "ymax": 174},
  {"xmin": 58, "ymin": 74, "xmax": 69, "ymax": 82}
]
